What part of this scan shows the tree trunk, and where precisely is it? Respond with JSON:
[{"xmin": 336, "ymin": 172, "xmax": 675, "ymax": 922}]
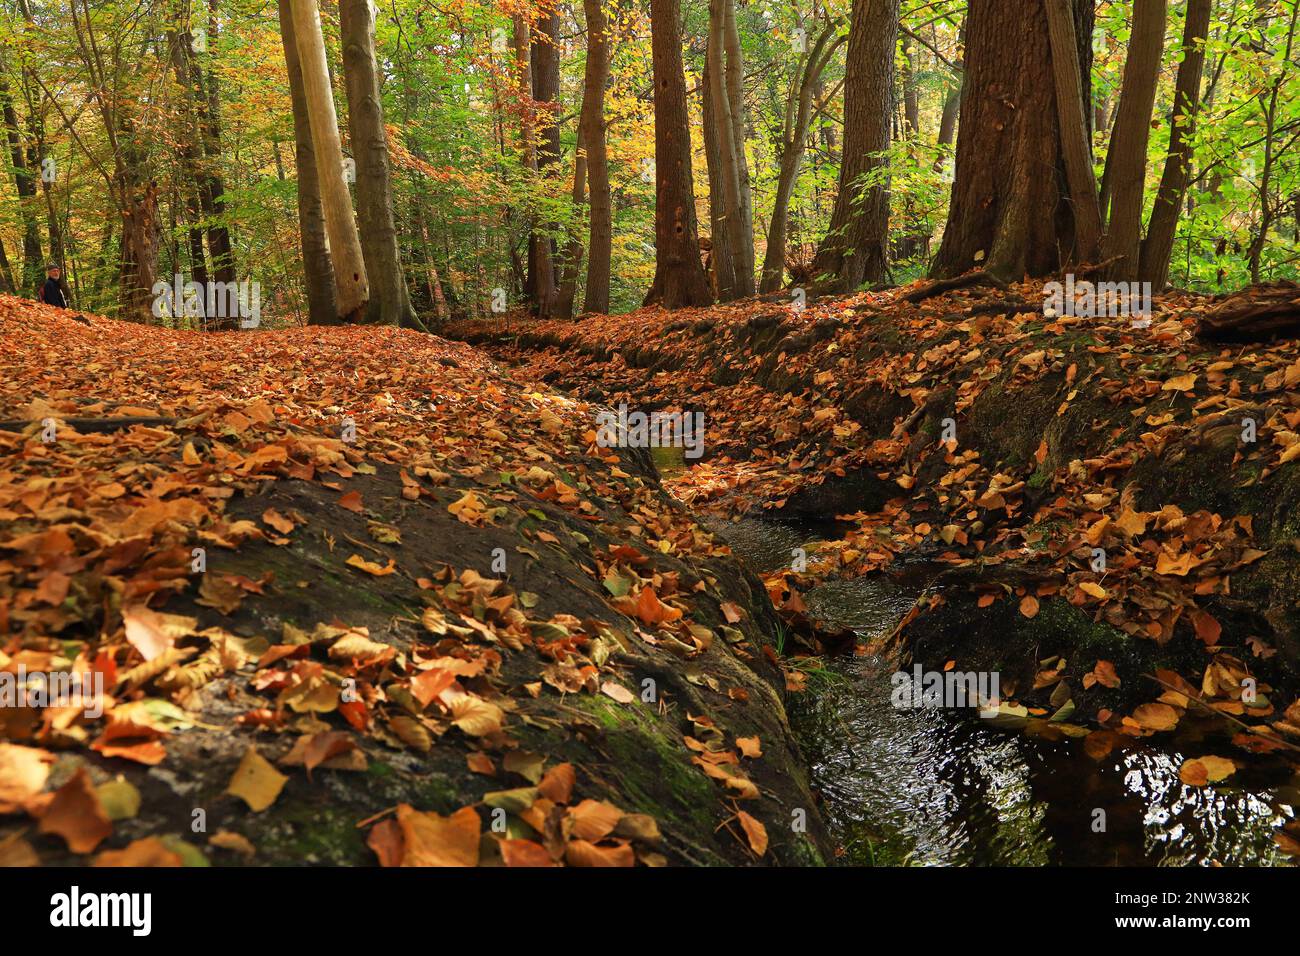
[
  {"xmin": 704, "ymin": 0, "xmax": 745, "ymax": 300},
  {"xmin": 644, "ymin": 0, "xmax": 712, "ymax": 308},
  {"xmin": 289, "ymin": 0, "xmax": 369, "ymax": 320},
  {"xmin": 761, "ymin": 25, "xmax": 843, "ymax": 292},
  {"xmin": 340, "ymin": 0, "xmax": 417, "ymax": 328},
  {"xmin": 1139, "ymin": 0, "xmax": 1211, "ymax": 289},
  {"xmin": 722, "ymin": 0, "xmax": 754, "ymax": 294},
  {"xmin": 579, "ymin": 0, "xmax": 612, "ymax": 314},
  {"xmin": 555, "ymin": 134, "xmax": 586, "ymax": 321},
  {"xmin": 1102, "ymin": 0, "xmax": 1167, "ymax": 282},
  {"xmin": 810, "ymin": 0, "xmax": 899, "ymax": 293},
  {"xmin": 0, "ymin": 70, "xmax": 43, "ymax": 294},
  {"xmin": 1044, "ymin": 0, "xmax": 1102, "ymax": 264},
  {"xmin": 515, "ymin": 14, "xmax": 558, "ymax": 318},
  {"xmin": 278, "ymin": 0, "xmax": 339, "ymax": 325},
  {"xmin": 932, "ymin": 0, "xmax": 1094, "ymax": 281}
]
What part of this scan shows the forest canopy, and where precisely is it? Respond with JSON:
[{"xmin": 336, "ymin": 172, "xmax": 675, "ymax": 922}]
[{"xmin": 0, "ymin": 0, "xmax": 1296, "ymax": 328}]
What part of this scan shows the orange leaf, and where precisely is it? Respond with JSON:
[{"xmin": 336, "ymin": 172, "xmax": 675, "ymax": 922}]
[
  {"xmin": 396, "ymin": 804, "xmax": 480, "ymax": 866},
  {"xmin": 736, "ymin": 810, "xmax": 768, "ymax": 857},
  {"xmin": 38, "ymin": 768, "xmax": 111, "ymax": 853}
]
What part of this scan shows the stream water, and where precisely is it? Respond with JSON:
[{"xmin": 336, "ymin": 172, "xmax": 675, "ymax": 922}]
[{"xmin": 708, "ymin": 514, "xmax": 1300, "ymax": 867}]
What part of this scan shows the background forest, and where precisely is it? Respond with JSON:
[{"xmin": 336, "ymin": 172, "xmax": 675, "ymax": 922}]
[{"xmin": 0, "ymin": 0, "xmax": 1297, "ymax": 327}]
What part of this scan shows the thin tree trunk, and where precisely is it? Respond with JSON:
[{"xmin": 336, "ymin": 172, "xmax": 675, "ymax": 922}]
[
  {"xmin": 579, "ymin": 0, "xmax": 612, "ymax": 314},
  {"xmin": 644, "ymin": 0, "xmax": 712, "ymax": 308},
  {"xmin": 1102, "ymin": 0, "xmax": 1168, "ymax": 282},
  {"xmin": 340, "ymin": 0, "xmax": 417, "ymax": 328},
  {"xmin": 1139, "ymin": 0, "xmax": 1211, "ymax": 289},
  {"xmin": 722, "ymin": 0, "xmax": 754, "ymax": 294},
  {"xmin": 555, "ymin": 134, "xmax": 586, "ymax": 320},
  {"xmin": 761, "ymin": 24, "xmax": 842, "ymax": 292},
  {"xmin": 0, "ymin": 70, "xmax": 43, "ymax": 293},
  {"xmin": 289, "ymin": 0, "xmax": 369, "ymax": 320}
]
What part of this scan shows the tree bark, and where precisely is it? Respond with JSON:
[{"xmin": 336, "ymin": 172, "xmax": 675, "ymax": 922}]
[
  {"xmin": 761, "ymin": 24, "xmax": 843, "ymax": 292},
  {"xmin": 579, "ymin": 0, "xmax": 611, "ymax": 314},
  {"xmin": 722, "ymin": 0, "xmax": 754, "ymax": 294},
  {"xmin": 1044, "ymin": 0, "xmax": 1103, "ymax": 264},
  {"xmin": 704, "ymin": 0, "xmax": 746, "ymax": 300},
  {"xmin": 645, "ymin": 0, "xmax": 712, "ymax": 308},
  {"xmin": 810, "ymin": 0, "xmax": 899, "ymax": 293},
  {"xmin": 517, "ymin": 13, "xmax": 558, "ymax": 318},
  {"xmin": 0, "ymin": 68, "xmax": 43, "ymax": 293},
  {"xmin": 278, "ymin": 0, "xmax": 339, "ymax": 325},
  {"xmin": 1139, "ymin": 0, "xmax": 1211, "ymax": 289},
  {"xmin": 340, "ymin": 0, "xmax": 417, "ymax": 328},
  {"xmin": 931, "ymin": 0, "xmax": 1094, "ymax": 281},
  {"xmin": 289, "ymin": 0, "xmax": 369, "ymax": 320},
  {"xmin": 1102, "ymin": 0, "xmax": 1167, "ymax": 282}
]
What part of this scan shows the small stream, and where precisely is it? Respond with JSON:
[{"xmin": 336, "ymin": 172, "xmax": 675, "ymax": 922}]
[{"xmin": 709, "ymin": 514, "xmax": 1300, "ymax": 867}]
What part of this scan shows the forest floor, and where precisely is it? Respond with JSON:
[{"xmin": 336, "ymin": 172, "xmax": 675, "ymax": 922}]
[
  {"xmin": 6, "ymin": 274, "xmax": 1300, "ymax": 867},
  {"xmin": 0, "ymin": 295, "xmax": 832, "ymax": 867},
  {"xmin": 449, "ymin": 277, "xmax": 1300, "ymax": 840}
]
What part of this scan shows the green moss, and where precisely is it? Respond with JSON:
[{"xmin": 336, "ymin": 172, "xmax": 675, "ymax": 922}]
[
  {"xmin": 251, "ymin": 799, "xmax": 366, "ymax": 865},
  {"xmin": 570, "ymin": 695, "xmax": 720, "ymax": 842}
]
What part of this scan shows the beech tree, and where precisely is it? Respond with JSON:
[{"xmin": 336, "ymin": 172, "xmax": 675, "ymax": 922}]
[
  {"xmin": 932, "ymin": 0, "xmax": 1095, "ymax": 280},
  {"xmin": 810, "ymin": 0, "xmax": 899, "ymax": 293},
  {"xmin": 288, "ymin": 0, "xmax": 369, "ymax": 321},
  {"xmin": 579, "ymin": 0, "xmax": 612, "ymax": 315},
  {"xmin": 340, "ymin": 0, "xmax": 417, "ymax": 328},
  {"xmin": 645, "ymin": 0, "xmax": 712, "ymax": 308},
  {"xmin": 277, "ymin": 0, "xmax": 338, "ymax": 325}
]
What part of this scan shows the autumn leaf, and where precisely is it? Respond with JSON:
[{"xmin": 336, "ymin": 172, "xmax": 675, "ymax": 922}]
[
  {"xmin": 736, "ymin": 810, "xmax": 768, "ymax": 857},
  {"xmin": 122, "ymin": 605, "xmax": 196, "ymax": 661},
  {"xmin": 634, "ymin": 585, "xmax": 682, "ymax": 625},
  {"xmin": 395, "ymin": 804, "xmax": 480, "ymax": 867},
  {"xmin": 345, "ymin": 553, "xmax": 397, "ymax": 576},
  {"xmin": 37, "ymin": 768, "xmax": 112, "ymax": 853},
  {"xmin": 1019, "ymin": 595, "xmax": 1040, "ymax": 618},
  {"xmin": 225, "ymin": 746, "xmax": 288, "ymax": 812}
]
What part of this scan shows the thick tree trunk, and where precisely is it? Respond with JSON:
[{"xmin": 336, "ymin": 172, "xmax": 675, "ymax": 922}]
[
  {"xmin": 289, "ymin": 0, "xmax": 369, "ymax": 320},
  {"xmin": 1102, "ymin": 0, "xmax": 1167, "ymax": 282},
  {"xmin": 278, "ymin": 0, "xmax": 339, "ymax": 325},
  {"xmin": 810, "ymin": 0, "xmax": 899, "ymax": 293},
  {"xmin": 932, "ymin": 0, "xmax": 1094, "ymax": 281},
  {"xmin": 644, "ymin": 0, "xmax": 712, "ymax": 309},
  {"xmin": 340, "ymin": 0, "xmax": 417, "ymax": 328},
  {"xmin": 1139, "ymin": 0, "xmax": 1211, "ymax": 290},
  {"xmin": 579, "ymin": 0, "xmax": 612, "ymax": 315}
]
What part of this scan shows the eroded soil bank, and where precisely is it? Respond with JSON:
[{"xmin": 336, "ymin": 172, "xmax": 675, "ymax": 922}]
[
  {"xmin": 0, "ymin": 296, "xmax": 830, "ymax": 867},
  {"xmin": 448, "ymin": 278, "xmax": 1300, "ymax": 856}
]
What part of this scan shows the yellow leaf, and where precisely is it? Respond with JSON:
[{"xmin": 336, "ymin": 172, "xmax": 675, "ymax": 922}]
[{"xmin": 225, "ymin": 746, "xmax": 288, "ymax": 812}]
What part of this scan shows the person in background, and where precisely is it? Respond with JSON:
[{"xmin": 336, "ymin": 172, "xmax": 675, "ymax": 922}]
[{"xmin": 38, "ymin": 262, "xmax": 68, "ymax": 309}]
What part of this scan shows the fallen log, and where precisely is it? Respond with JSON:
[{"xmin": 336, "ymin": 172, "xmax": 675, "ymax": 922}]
[
  {"xmin": 1196, "ymin": 280, "xmax": 1300, "ymax": 342},
  {"xmin": 0, "ymin": 416, "xmax": 177, "ymax": 433}
]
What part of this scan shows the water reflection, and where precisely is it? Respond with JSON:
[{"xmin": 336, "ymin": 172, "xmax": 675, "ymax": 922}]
[{"xmin": 710, "ymin": 515, "xmax": 1297, "ymax": 867}]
